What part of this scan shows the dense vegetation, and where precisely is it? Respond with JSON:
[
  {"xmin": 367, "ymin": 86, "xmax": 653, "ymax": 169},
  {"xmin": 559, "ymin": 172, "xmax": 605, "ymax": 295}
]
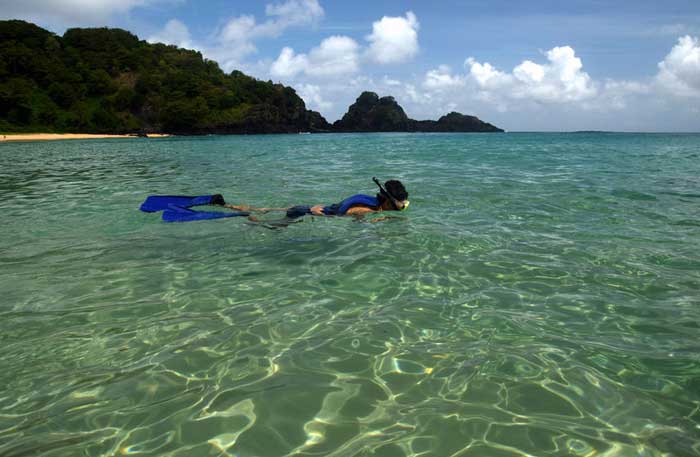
[
  {"xmin": 0, "ymin": 20, "xmax": 330, "ymax": 133},
  {"xmin": 334, "ymin": 92, "xmax": 503, "ymax": 133}
]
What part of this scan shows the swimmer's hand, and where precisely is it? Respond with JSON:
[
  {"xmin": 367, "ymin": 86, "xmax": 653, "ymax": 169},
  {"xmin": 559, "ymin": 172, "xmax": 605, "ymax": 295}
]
[{"xmin": 310, "ymin": 205, "xmax": 325, "ymax": 215}]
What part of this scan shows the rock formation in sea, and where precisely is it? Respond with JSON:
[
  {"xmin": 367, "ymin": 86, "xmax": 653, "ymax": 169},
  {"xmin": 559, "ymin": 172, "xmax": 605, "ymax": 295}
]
[{"xmin": 332, "ymin": 92, "xmax": 503, "ymax": 133}]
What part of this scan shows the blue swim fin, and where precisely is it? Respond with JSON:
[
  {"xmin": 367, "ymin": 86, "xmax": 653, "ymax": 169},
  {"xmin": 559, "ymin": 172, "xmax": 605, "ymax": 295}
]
[
  {"xmin": 162, "ymin": 205, "xmax": 249, "ymax": 222},
  {"xmin": 140, "ymin": 195, "xmax": 217, "ymax": 212},
  {"xmin": 139, "ymin": 194, "xmax": 249, "ymax": 223}
]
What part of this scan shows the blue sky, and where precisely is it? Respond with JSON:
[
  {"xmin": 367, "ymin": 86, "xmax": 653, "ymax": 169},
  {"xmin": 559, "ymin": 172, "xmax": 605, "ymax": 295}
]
[{"xmin": 2, "ymin": 0, "xmax": 700, "ymax": 131}]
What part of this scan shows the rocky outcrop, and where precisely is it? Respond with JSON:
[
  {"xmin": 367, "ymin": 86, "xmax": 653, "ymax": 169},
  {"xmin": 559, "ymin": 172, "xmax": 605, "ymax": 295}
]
[
  {"xmin": 333, "ymin": 92, "xmax": 411, "ymax": 132},
  {"xmin": 412, "ymin": 112, "xmax": 503, "ymax": 133},
  {"xmin": 333, "ymin": 92, "xmax": 503, "ymax": 133}
]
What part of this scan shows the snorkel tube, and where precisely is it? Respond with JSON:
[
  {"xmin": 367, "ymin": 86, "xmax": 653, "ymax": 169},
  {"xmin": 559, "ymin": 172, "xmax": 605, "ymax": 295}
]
[{"xmin": 372, "ymin": 177, "xmax": 409, "ymax": 211}]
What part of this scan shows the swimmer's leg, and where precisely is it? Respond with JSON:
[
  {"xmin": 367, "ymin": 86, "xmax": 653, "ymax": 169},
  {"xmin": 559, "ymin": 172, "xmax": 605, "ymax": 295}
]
[{"xmin": 223, "ymin": 203, "xmax": 289, "ymax": 213}]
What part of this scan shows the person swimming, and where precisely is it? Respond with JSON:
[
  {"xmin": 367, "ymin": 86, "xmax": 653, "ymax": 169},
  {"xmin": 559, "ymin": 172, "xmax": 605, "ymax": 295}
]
[{"xmin": 221, "ymin": 178, "xmax": 409, "ymax": 220}]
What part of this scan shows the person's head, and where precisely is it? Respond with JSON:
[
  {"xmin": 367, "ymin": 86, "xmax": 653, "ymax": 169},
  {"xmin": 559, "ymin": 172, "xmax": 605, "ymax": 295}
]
[{"xmin": 377, "ymin": 179, "xmax": 409, "ymax": 211}]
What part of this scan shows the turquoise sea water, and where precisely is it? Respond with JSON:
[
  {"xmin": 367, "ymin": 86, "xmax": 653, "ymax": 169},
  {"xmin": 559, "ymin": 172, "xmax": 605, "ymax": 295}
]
[{"xmin": 1, "ymin": 133, "xmax": 699, "ymax": 457}]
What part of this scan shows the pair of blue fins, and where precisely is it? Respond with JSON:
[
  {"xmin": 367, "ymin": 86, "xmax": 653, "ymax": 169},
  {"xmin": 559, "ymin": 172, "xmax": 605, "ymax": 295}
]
[{"xmin": 139, "ymin": 195, "xmax": 249, "ymax": 222}]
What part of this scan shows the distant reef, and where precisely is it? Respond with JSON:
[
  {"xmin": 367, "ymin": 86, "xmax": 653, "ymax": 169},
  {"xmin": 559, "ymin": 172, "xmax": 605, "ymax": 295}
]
[
  {"xmin": 0, "ymin": 20, "xmax": 501, "ymax": 135},
  {"xmin": 334, "ymin": 92, "xmax": 503, "ymax": 133}
]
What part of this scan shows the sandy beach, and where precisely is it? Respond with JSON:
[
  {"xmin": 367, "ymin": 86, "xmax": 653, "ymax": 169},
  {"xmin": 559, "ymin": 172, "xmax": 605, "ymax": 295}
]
[{"xmin": 0, "ymin": 133, "xmax": 170, "ymax": 142}]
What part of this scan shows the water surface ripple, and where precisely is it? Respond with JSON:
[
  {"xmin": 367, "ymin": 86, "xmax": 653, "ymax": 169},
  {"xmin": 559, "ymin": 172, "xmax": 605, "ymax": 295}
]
[{"xmin": 1, "ymin": 133, "xmax": 699, "ymax": 456}]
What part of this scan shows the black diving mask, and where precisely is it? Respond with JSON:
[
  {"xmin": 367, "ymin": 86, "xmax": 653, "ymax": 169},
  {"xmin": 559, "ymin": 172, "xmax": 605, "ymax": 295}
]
[{"xmin": 372, "ymin": 177, "xmax": 409, "ymax": 211}]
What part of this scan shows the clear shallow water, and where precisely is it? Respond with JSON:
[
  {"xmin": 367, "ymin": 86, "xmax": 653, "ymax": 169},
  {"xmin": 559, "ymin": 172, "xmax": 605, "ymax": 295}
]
[{"xmin": 1, "ymin": 132, "xmax": 699, "ymax": 457}]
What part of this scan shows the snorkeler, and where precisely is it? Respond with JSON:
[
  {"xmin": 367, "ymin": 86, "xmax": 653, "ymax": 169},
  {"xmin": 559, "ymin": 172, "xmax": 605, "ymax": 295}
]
[
  {"xmin": 138, "ymin": 178, "xmax": 407, "ymax": 224},
  {"xmin": 222, "ymin": 178, "xmax": 409, "ymax": 219}
]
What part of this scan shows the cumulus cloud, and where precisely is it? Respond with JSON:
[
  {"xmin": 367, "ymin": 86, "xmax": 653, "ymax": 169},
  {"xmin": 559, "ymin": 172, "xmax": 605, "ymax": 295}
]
[
  {"xmin": 269, "ymin": 10, "xmax": 420, "ymax": 82},
  {"xmin": 427, "ymin": 44, "xmax": 694, "ymax": 114},
  {"xmin": 424, "ymin": 65, "xmax": 466, "ymax": 90},
  {"xmin": 383, "ymin": 76, "xmax": 402, "ymax": 86},
  {"xmin": 219, "ymin": 0, "xmax": 323, "ymax": 45},
  {"xmin": 601, "ymin": 80, "xmax": 651, "ymax": 109},
  {"xmin": 270, "ymin": 47, "xmax": 309, "ymax": 78},
  {"xmin": 464, "ymin": 46, "xmax": 597, "ymax": 103},
  {"xmin": 656, "ymin": 35, "xmax": 700, "ymax": 96},
  {"xmin": 147, "ymin": 19, "xmax": 193, "ymax": 49},
  {"xmin": 265, "ymin": 0, "xmax": 324, "ymax": 29},
  {"xmin": 297, "ymin": 83, "xmax": 333, "ymax": 111},
  {"xmin": 270, "ymin": 35, "xmax": 360, "ymax": 79},
  {"xmin": 366, "ymin": 11, "xmax": 419, "ymax": 64},
  {"xmin": 0, "ymin": 0, "xmax": 171, "ymax": 27},
  {"xmin": 306, "ymin": 36, "xmax": 361, "ymax": 77}
]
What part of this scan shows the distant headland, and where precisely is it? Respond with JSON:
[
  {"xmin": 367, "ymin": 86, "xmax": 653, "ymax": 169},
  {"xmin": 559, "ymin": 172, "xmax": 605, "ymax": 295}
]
[{"xmin": 0, "ymin": 20, "xmax": 502, "ymax": 136}]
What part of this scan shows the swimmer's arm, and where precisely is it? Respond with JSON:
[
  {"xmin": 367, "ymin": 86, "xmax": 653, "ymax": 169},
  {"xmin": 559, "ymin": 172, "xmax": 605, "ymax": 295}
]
[
  {"xmin": 308, "ymin": 205, "xmax": 377, "ymax": 216},
  {"xmin": 344, "ymin": 206, "xmax": 376, "ymax": 216}
]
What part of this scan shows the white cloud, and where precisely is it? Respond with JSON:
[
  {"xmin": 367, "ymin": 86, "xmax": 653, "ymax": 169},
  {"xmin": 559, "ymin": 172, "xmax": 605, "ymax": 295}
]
[
  {"xmin": 307, "ymin": 35, "xmax": 360, "ymax": 77},
  {"xmin": 211, "ymin": 0, "xmax": 324, "ymax": 71},
  {"xmin": 147, "ymin": 19, "xmax": 193, "ymax": 49},
  {"xmin": 219, "ymin": 0, "xmax": 323, "ymax": 43},
  {"xmin": 656, "ymin": 35, "xmax": 700, "ymax": 96},
  {"xmin": 366, "ymin": 11, "xmax": 419, "ymax": 64},
  {"xmin": 465, "ymin": 59, "xmax": 512, "ymax": 89},
  {"xmin": 269, "ymin": 11, "xmax": 422, "ymax": 82},
  {"xmin": 219, "ymin": 15, "xmax": 259, "ymax": 42},
  {"xmin": 265, "ymin": 0, "xmax": 324, "ymax": 29},
  {"xmin": 424, "ymin": 65, "xmax": 466, "ymax": 90},
  {"xmin": 462, "ymin": 45, "xmax": 597, "ymax": 104},
  {"xmin": 0, "ymin": 0, "xmax": 172, "ymax": 26},
  {"xmin": 601, "ymin": 80, "xmax": 651, "ymax": 109},
  {"xmin": 383, "ymin": 76, "xmax": 402, "ymax": 86},
  {"xmin": 270, "ymin": 35, "xmax": 360, "ymax": 79},
  {"xmin": 297, "ymin": 83, "xmax": 333, "ymax": 111},
  {"xmin": 270, "ymin": 47, "xmax": 308, "ymax": 78},
  {"xmin": 513, "ymin": 60, "xmax": 545, "ymax": 84}
]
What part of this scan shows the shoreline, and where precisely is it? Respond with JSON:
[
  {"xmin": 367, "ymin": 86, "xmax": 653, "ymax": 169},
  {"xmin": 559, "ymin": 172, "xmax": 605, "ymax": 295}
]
[{"xmin": 0, "ymin": 133, "xmax": 171, "ymax": 142}]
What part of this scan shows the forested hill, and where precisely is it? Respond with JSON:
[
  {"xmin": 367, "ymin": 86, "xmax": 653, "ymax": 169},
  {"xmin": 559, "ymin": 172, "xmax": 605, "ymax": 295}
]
[{"xmin": 0, "ymin": 20, "xmax": 331, "ymax": 134}]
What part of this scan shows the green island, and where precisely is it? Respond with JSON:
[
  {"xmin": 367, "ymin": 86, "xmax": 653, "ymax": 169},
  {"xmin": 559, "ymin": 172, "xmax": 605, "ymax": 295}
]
[{"xmin": 0, "ymin": 20, "xmax": 502, "ymax": 135}]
